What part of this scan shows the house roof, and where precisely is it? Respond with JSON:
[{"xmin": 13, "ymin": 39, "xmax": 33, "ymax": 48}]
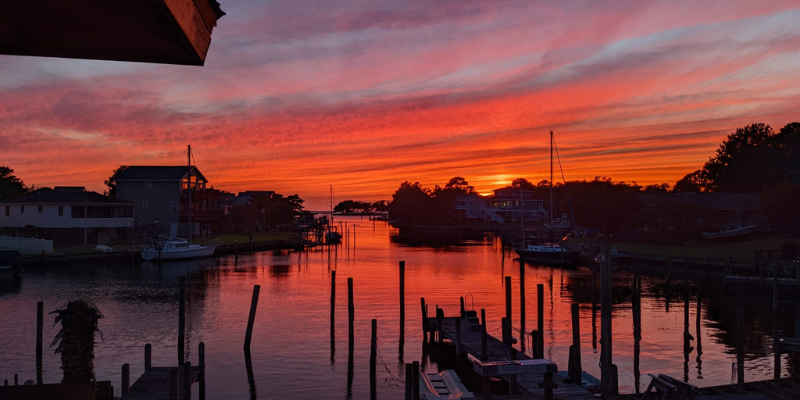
[
  {"xmin": 1, "ymin": 187, "xmax": 132, "ymax": 205},
  {"xmin": 639, "ymin": 193, "xmax": 762, "ymax": 211},
  {"xmin": 115, "ymin": 166, "xmax": 208, "ymax": 183}
]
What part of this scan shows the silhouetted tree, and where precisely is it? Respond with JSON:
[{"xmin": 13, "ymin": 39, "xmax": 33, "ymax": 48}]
[
  {"xmin": 643, "ymin": 183, "xmax": 671, "ymax": 194},
  {"xmin": 673, "ymin": 170, "xmax": 705, "ymax": 193},
  {"xmin": 0, "ymin": 166, "xmax": 28, "ymax": 200},
  {"xmin": 389, "ymin": 181, "xmax": 433, "ymax": 223},
  {"xmin": 50, "ymin": 301, "xmax": 103, "ymax": 383},
  {"xmin": 104, "ymin": 165, "xmax": 129, "ymax": 197},
  {"xmin": 763, "ymin": 182, "xmax": 800, "ymax": 234},
  {"xmin": 511, "ymin": 178, "xmax": 536, "ymax": 190},
  {"xmin": 700, "ymin": 123, "xmax": 779, "ymax": 193}
]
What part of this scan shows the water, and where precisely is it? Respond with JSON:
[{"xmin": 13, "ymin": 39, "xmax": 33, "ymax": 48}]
[{"xmin": 0, "ymin": 215, "xmax": 796, "ymax": 398}]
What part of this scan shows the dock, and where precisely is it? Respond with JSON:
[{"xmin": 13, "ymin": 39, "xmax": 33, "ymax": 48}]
[
  {"xmin": 425, "ymin": 314, "xmax": 597, "ymax": 399},
  {"xmin": 120, "ymin": 343, "xmax": 205, "ymax": 400}
]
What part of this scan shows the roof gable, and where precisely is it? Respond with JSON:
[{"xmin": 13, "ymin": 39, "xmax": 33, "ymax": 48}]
[{"xmin": 1, "ymin": 188, "xmax": 132, "ymax": 205}]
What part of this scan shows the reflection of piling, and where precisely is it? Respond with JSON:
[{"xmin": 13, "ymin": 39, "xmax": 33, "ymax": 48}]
[
  {"xmin": 244, "ymin": 348, "xmax": 256, "ymax": 399},
  {"xmin": 695, "ymin": 284, "xmax": 703, "ymax": 381},
  {"xmin": 370, "ymin": 319, "xmax": 377, "ymax": 400},
  {"xmin": 600, "ymin": 244, "xmax": 617, "ymax": 396},
  {"xmin": 243, "ymin": 285, "xmax": 261, "ymax": 351},
  {"xmin": 331, "ymin": 271, "xmax": 336, "ymax": 363},
  {"xmin": 773, "ymin": 313, "xmax": 781, "ymax": 381},
  {"xmin": 592, "ymin": 268, "xmax": 598, "ymax": 350},
  {"xmin": 568, "ymin": 303, "xmax": 582, "ymax": 384},
  {"xmin": 36, "ymin": 301, "xmax": 43, "ymax": 385},
  {"xmin": 633, "ymin": 267, "xmax": 642, "ymax": 393},
  {"xmin": 405, "ymin": 363, "xmax": 413, "ymax": 399},
  {"xmin": 735, "ymin": 307, "xmax": 745, "ymax": 383},
  {"xmin": 348, "ymin": 278, "xmax": 355, "ymax": 344},
  {"xmin": 400, "ymin": 261, "xmax": 405, "ymax": 332},
  {"xmin": 179, "ymin": 276, "xmax": 186, "ymax": 365},
  {"xmin": 519, "ymin": 258, "xmax": 526, "ymax": 353},
  {"xmin": 504, "ymin": 276, "xmax": 512, "ymax": 344},
  {"xmin": 536, "ymin": 283, "xmax": 544, "ymax": 356}
]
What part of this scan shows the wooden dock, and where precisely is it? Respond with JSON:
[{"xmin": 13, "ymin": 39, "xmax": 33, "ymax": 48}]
[
  {"xmin": 426, "ymin": 315, "xmax": 598, "ymax": 399},
  {"xmin": 124, "ymin": 366, "xmax": 203, "ymax": 400}
]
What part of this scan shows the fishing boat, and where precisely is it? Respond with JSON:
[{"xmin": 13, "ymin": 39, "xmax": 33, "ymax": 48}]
[
  {"xmin": 514, "ymin": 130, "xmax": 579, "ymax": 265},
  {"xmin": 140, "ymin": 145, "xmax": 216, "ymax": 261}
]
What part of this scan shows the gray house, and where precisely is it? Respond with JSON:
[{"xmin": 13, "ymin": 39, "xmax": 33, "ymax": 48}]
[{"xmin": 115, "ymin": 166, "xmax": 208, "ymax": 237}]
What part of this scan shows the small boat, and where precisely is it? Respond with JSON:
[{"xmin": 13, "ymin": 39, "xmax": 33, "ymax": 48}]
[
  {"xmin": 140, "ymin": 239, "xmax": 216, "ymax": 261},
  {"xmin": 325, "ymin": 231, "xmax": 342, "ymax": 244},
  {"xmin": 515, "ymin": 242, "xmax": 578, "ymax": 265},
  {"xmin": 95, "ymin": 245, "xmax": 113, "ymax": 253},
  {"xmin": 0, "ymin": 250, "xmax": 21, "ymax": 277},
  {"xmin": 701, "ymin": 225, "xmax": 757, "ymax": 240}
]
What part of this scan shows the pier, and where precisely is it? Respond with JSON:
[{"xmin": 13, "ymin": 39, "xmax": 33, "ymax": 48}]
[{"xmin": 121, "ymin": 342, "xmax": 205, "ymax": 400}]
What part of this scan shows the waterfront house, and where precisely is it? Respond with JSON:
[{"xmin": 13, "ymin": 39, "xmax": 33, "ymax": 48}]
[
  {"xmin": 235, "ymin": 191, "xmax": 275, "ymax": 206},
  {"xmin": 639, "ymin": 193, "xmax": 763, "ymax": 229},
  {"xmin": 0, "ymin": 187, "xmax": 133, "ymax": 245},
  {"xmin": 114, "ymin": 166, "xmax": 216, "ymax": 237},
  {"xmin": 454, "ymin": 188, "xmax": 548, "ymax": 224}
]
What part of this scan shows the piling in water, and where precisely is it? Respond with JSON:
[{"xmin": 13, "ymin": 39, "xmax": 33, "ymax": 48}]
[
  {"xmin": 504, "ymin": 276, "xmax": 512, "ymax": 344},
  {"xmin": 481, "ymin": 308, "xmax": 488, "ymax": 361},
  {"xmin": 179, "ymin": 276, "xmax": 186, "ymax": 365},
  {"xmin": 122, "ymin": 363, "xmax": 130, "ymax": 395},
  {"xmin": 145, "ymin": 343, "xmax": 152, "ymax": 371},
  {"xmin": 400, "ymin": 261, "xmax": 405, "ymax": 330},
  {"xmin": 244, "ymin": 285, "xmax": 261, "ymax": 350},
  {"xmin": 348, "ymin": 278, "xmax": 354, "ymax": 343},
  {"xmin": 569, "ymin": 303, "xmax": 582, "ymax": 384},
  {"xmin": 36, "ymin": 301, "xmax": 43, "ymax": 384}
]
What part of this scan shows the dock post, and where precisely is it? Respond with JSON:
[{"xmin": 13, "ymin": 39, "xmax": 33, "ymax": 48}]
[
  {"xmin": 348, "ymin": 278, "xmax": 355, "ymax": 344},
  {"xmin": 600, "ymin": 244, "xmax": 617, "ymax": 396},
  {"xmin": 436, "ymin": 307, "xmax": 444, "ymax": 344},
  {"xmin": 3, "ymin": 380, "xmax": 6, "ymax": 386},
  {"xmin": 481, "ymin": 308, "xmax": 488, "ymax": 361},
  {"xmin": 170, "ymin": 368, "xmax": 179, "ymax": 400},
  {"xmin": 122, "ymin": 363, "xmax": 130, "ymax": 395},
  {"xmin": 519, "ymin": 258, "xmax": 526, "ymax": 353},
  {"xmin": 412, "ymin": 360, "xmax": 420, "ymax": 400},
  {"xmin": 183, "ymin": 361, "xmax": 191, "ymax": 400},
  {"xmin": 400, "ymin": 261, "xmax": 405, "ymax": 330},
  {"xmin": 331, "ymin": 270, "xmax": 336, "ymax": 325},
  {"xmin": 199, "ymin": 342, "xmax": 206, "ymax": 400},
  {"xmin": 243, "ymin": 284, "xmax": 261, "ymax": 350},
  {"xmin": 509, "ymin": 347, "xmax": 518, "ymax": 394},
  {"xmin": 570, "ymin": 303, "xmax": 582, "ymax": 384},
  {"xmin": 420, "ymin": 297, "xmax": 427, "ymax": 333},
  {"xmin": 178, "ymin": 276, "xmax": 186, "ymax": 365},
  {"xmin": 36, "ymin": 301, "xmax": 43, "ymax": 385},
  {"xmin": 501, "ymin": 317, "xmax": 509, "ymax": 345},
  {"xmin": 370, "ymin": 319, "xmax": 377, "ymax": 399},
  {"xmin": 405, "ymin": 363, "xmax": 413, "ymax": 399},
  {"xmin": 145, "ymin": 343, "xmax": 152, "ymax": 370},
  {"xmin": 735, "ymin": 307, "xmax": 745, "ymax": 383},
  {"xmin": 504, "ymin": 276, "xmax": 512, "ymax": 345},
  {"xmin": 459, "ymin": 296, "xmax": 465, "ymax": 317},
  {"xmin": 455, "ymin": 316, "xmax": 462, "ymax": 349},
  {"xmin": 158, "ymin": 247, "xmax": 162, "ymax": 267},
  {"xmin": 633, "ymin": 274, "xmax": 642, "ymax": 393},
  {"xmin": 537, "ymin": 283, "xmax": 544, "ymax": 353},
  {"xmin": 14, "ymin": 374, "xmax": 18, "ymax": 385}
]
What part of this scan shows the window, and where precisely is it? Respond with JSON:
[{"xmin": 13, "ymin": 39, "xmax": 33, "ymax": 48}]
[
  {"xmin": 58, "ymin": 206, "xmax": 64, "ymax": 216},
  {"xmin": 71, "ymin": 206, "xmax": 85, "ymax": 218},
  {"xmin": 171, "ymin": 201, "xmax": 178, "ymax": 212},
  {"xmin": 20, "ymin": 206, "xmax": 24, "ymax": 213},
  {"xmin": 4, "ymin": 206, "xmax": 8, "ymax": 216},
  {"xmin": 143, "ymin": 201, "xmax": 149, "ymax": 209},
  {"xmin": 38, "ymin": 205, "xmax": 43, "ymax": 213},
  {"xmin": 145, "ymin": 181, "xmax": 152, "ymax": 189}
]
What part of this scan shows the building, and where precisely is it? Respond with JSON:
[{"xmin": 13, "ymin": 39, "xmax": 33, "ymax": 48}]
[
  {"xmin": 454, "ymin": 187, "xmax": 548, "ymax": 224},
  {"xmin": 115, "ymin": 166, "xmax": 212, "ymax": 237},
  {"xmin": 235, "ymin": 191, "xmax": 275, "ymax": 206},
  {"xmin": 0, "ymin": 187, "xmax": 133, "ymax": 245},
  {"xmin": 639, "ymin": 193, "xmax": 763, "ymax": 229}
]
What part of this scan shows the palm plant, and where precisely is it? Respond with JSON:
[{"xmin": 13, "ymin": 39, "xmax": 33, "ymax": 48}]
[{"xmin": 50, "ymin": 301, "xmax": 103, "ymax": 383}]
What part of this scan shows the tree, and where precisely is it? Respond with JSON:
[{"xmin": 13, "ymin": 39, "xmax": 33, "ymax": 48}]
[
  {"xmin": 0, "ymin": 166, "xmax": 27, "ymax": 200},
  {"xmin": 511, "ymin": 178, "xmax": 536, "ymax": 190},
  {"xmin": 673, "ymin": 170, "xmax": 705, "ymax": 193},
  {"xmin": 444, "ymin": 176, "xmax": 474, "ymax": 194},
  {"xmin": 642, "ymin": 183, "xmax": 671, "ymax": 194},
  {"xmin": 104, "ymin": 165, "xmax": 129, "ymax": 197},
  {"xmin": 50, "ymin": 301, "xmax": 103, "ymax": 383},
  {"xmin": 763, "ymin": 182, "xmax": 800, "ymax": 234},
  {"xmin": 389, "ymin": 181, "xmax": 433, "ymax": 223},
  {"xmin": 700, "ymin": 123, "xmax": 778, "ymax": 193}
]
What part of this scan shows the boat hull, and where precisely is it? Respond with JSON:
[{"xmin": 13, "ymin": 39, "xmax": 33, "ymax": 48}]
[
  {"xmin": 141, "ymin": 245, "xmax": 216, "ymax": 261},
  {"xmin": 514, "ymin": 248, "xmax": 578, "ymax": 265}
]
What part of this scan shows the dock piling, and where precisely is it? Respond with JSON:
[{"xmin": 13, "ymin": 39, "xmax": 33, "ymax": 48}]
[
  {"xmin": 348, "ymin": 277, "xmax": 354, "ymax": 344},
  {"xmin": 36, "ymin": 301, "xmax": 43, "ymax": 385},
  {"xmin": 122, "ymin": 363, "xmax": 130, "ymax": 395},
  {"xmin": 243, "ymin": 284, "xmax": 261, "ymax": 350},
  {"xmin": 569, "ymin": 303, "xmax": 582, "ymax": 384},
  {"xmin": 178, "ymin": 276, "xmax": 186, "ymax": 365},
  {"xmin": 735, "ymin": 307, "xmax": 745, "ymax": 383},
  {"xmin": 537, "ymin": 283, "xmax": 544, "ymax": 353},
  {"xmin": 400, "ymin": 261, "xmax": 405, "ymax": 330},
  {"xmin": 405, "ymin": 363, "xmax": 412, "ymax": 400},
  {"xmin": 481, "ymin": 308, "xmax": 488, "ymax": 361},
  {"xmin": 183, "ymin": 361, "xmax": 191, "ymax": 400},
  {"xmin": 412, "ymin": 361, "xmax": 420, "ymax": 400},
  {"xmin": 370, "ymin": 319, "xmax": 377, "ymax": 399},
  {"xmin": 169, "ymin": 368, "xmax": 178, "ymax": 400},
  {"xmin": 145, "ymin": 343, "xmax": 152, "ymax": 370},
  {"xmin": 504, "ymin": 276, "xmax": 512, "ymax": 344}
]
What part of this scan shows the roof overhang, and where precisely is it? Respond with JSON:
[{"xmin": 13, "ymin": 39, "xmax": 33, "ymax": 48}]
[{"xmin": 0, "ymin": 0, "xmax": 224, "ymax": 66}]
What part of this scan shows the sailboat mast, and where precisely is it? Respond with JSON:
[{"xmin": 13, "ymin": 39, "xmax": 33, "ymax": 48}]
[
  {"xmin": 188, "ymin": 144, "xmax": 192, "ymax": 242},
  {"xmin": 549, "ymin": 130, "xmax": 554, "ymax": 225}
]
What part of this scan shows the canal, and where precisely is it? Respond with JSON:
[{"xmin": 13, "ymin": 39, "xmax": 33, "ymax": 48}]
[{"xmin": 0, "ymin": 215, "xmax": 795, "ymax": 398}]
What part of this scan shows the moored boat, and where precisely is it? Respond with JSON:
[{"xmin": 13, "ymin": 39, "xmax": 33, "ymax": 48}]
[
  {"xmin": 140, "ymin": 239, "xmax": 216, "ymax": 261},
  {"xmin": 515, "ymin": 243, "xmax": 578, "ymax": 265}
]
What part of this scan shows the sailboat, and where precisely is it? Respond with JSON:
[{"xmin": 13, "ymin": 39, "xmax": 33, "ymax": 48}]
[
  {"xmin": 140, "ymin": 145, "xmax": 217, "ymax": 261},
  {"xmin": 514, "ymin": 130, "xmax": 579, "ymax": 265}
]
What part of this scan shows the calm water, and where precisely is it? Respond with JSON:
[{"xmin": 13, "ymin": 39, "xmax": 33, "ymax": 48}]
[{"xmin": 0, "ymin": 215, "xmax": 796, "ymax": 398}]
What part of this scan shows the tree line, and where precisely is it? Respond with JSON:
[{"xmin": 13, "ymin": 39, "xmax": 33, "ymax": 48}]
[{"xmin": 333, "ymin": 200, "xmax": 389, "ymax": 214}]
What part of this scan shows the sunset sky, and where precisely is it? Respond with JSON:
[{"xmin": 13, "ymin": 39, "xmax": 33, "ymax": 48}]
[{"xmin": 1, "ymin": 1, "xmax": 799, "ymax": 209}]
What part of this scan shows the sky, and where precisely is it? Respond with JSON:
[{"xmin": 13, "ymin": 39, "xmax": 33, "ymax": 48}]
[{"xmin": 1, "ymin": 1, "xmax": 799, "ymax": 209}]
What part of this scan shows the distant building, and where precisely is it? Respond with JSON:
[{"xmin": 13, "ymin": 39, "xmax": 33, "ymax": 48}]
[
  {"xmin": 639, "ymin": 193, "xmax": 763, "ymax": 229},
  {"xmin": 115, "ymin": 166, "xmax": 214, "ymax": 237},
  {"xmin": 0, "ymin": 187, "xmax": 133, "ymax": 245},
  {"xmin": 454, "ymin": 187, "xmax": 548, "ymax": 224},
  {"xmin": 235, "ymin": 191, "xmax": 275, "ymax": 206}
]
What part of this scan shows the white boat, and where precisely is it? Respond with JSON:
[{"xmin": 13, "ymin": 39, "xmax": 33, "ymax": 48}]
[
  {"xmin": 701, "ymin": 224, "xmax": 757, "ymax": 240},
  {"xmin": 140, "ymin": 239, "xmax": 216, "ymax": 261}
]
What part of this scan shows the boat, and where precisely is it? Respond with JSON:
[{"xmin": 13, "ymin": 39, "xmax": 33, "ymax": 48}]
[
  {"xmin": 325, "ymin": 184, "xmax": 342, "ymax": 244},
  {"xmin": 514, "ymin": 130, "xmax": 579, "ymax": 265},
  {"xmin": 0, "ymin": 250, "xmax": 21, "ymax": 277},
  {"xmin": 701, "ymin": 224, "xmax": 757, "ymax": 240},
  {"xmin": 139, "ymin": 145, "xmax": 216, "ymax": 261},
  {"xmin": 140, "ymin": 238, "xmax": 217, "ymax": 261}
]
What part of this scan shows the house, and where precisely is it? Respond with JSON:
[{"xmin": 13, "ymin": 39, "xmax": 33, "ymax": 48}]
[
  {"xmin": 114, "ymin": 166, "xmax": 213, "ymax": 237},
  {"xmin": 235, "ymin": 191, "xmax": 275, "ymax": 206},
  {"xmin": 454, "ymin": 187, "xmax": 548, "ymax": 224},
  {"xmin": 639, "ymin": 193, "xmax": 763, "ymax": 229},
  {"xmin": 0, "ymin": 187, "xmax": 133, "ymax": 245}
]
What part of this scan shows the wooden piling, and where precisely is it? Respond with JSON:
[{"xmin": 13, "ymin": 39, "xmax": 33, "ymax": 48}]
[
  {"xmin": 735, "ymin": 307, "xmax": 745, "ymax": 383},
  {"xmin": 519, "ymin": 258, "xmax": 526, "ymax": 353},
  {"xmin": 773, "ymin": 313, "xmax": 781, "ymax": 381},
  {"xmin": 436, "ymin": 307, "xmax": 444, "ymax": 344},
  {"xmin": 569, "ymin": 303, "xmax": 582, "ymax": 384},
  {"xmin": 459, "ymin": 296, "xmax": 465, "ymax": 317},
  {"xmin": 36, "ymin": 301, "xmax": 43, "ymax": 385},
  {"xmin": 331, "ymin": 270, "xmax": 336, "ymax": 325},
  {"xmin": 405, "ymin": 363, "xmax": 413, "ymax": 400},
  {"xmin": 122, "ymin": 363, "xmax": 130, "ymax": 395},
  {"xmin": 199, "ymin": 342, "xmax": 206, "ymax": 400},
  {"xmin": 370, "ymin": 319, "xmax": 377, "ymax": 397},
  {"xmin": 14, "ymin": 374, "xmax": 18, "ymax": 385},
  {"xmin": 170, "ymin": 368, "xmax": 179, "ymax": 400},
  {"xmin": 243, "ymin": 284, "xmax": 261, "ymax": 350},
  {"xmin": 600, "ymin": 244, "xmax": 616, "ymax": 396},
  {"xmin": 400, "ymin": 261, "xmax": 405, "ymax": 329},
  {"xmin": 420, "ymin": 297, "xmax": 427, "ymax": 332},
  {"xmin": 481, "ymin": 308, "xmax": 488, "ymax": 361},
  {"xmin": 412, "ymin": 360, "xmax": 420, "ymax": 400},
  {"xmin": 348, "ymin": 277, "xmax": 355, "ymax": 344},
  {"xmin": 504, "ymin": 276, "xmax": 512, "ymax": 344},
  {"xmin": 183, "ymin": 362, "xmax": 191, "ymax": 400},
  {"xmin": 537, "ymin": 283, "xmax": 544, "ymax": 353},
  {"xmin": 145, "ymin": 343, "xmax": 152, "ymax": 371},
  {"xmin": 178, "ymin": 276, "xmax": 186, "ymax": 365}
]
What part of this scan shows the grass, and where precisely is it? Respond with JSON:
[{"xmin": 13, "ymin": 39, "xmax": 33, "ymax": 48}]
[{"xmin": 605, "ymin": 233, "xmax": 800, "ymax": 262}]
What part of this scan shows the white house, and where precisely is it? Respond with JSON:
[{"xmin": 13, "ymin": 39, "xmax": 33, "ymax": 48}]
[{"xmin": 0, "ymin": 187, "xmax": 134, "ymax": 245}]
